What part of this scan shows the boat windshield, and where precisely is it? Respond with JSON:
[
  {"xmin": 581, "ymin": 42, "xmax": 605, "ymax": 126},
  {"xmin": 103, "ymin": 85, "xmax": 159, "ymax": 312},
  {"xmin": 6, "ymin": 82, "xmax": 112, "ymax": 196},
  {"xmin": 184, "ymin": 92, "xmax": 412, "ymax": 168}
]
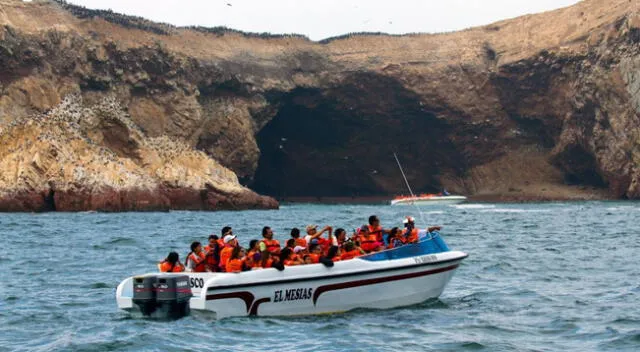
[{"xmin": 360, "ymin": 231, "xmax": 450, "ymax": 261}]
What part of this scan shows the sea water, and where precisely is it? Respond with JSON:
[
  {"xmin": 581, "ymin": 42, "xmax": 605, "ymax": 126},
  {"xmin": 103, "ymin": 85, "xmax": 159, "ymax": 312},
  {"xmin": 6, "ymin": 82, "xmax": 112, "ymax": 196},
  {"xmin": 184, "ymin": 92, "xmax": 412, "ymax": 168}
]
[{"xmin": 0, "ymin": 202, "xmax": 639, "ymax": 351}]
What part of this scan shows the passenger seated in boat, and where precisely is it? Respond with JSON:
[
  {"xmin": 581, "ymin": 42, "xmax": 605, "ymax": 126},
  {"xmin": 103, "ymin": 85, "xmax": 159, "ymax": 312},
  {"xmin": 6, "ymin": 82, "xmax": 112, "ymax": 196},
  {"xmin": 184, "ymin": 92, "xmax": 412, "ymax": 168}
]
[
  {"xmin": 285, "ymin": 238, "xmax": 296, "ymax": 250},
  {"xmin": 219, "ymin": 234, "xmax": 238, "ymax": 272},
  {"xmin": 247, "ymin": 239, "xmax": 261, "ymax": 268},
  {"xmin": 226, "ymin": 247, "xmax": 250, "ymax": 273},
  {"xmin": 280, "ymin": 247, "xmax": 304, "ymax": 266},
  {"xmin": 293, "ymin": 245, "xmax": 307, "ymax": 256},
  {"xmin": 290, "ymin": 228, "xmax": 307, "ymax": 247},
  {"xmin": 302, "ymin": 254, "xmax": 313, "ymax": 264},
  {"xmin": 402, "ymin": 217, "xmax": 420, "ymax": 244},
  {"xmin": 340, "ymin": 241, "xmax": 363, "ymax": 260},
  {"xmin": 260, "ymin": 226, "xmax": 281, "ymax": 255},
  {"xmin": 204, "ymin": 235, "xmax": 221, "ymax": 272},
  {"xmin": 367, "ymin": 215, "xmax": 390, "ymax": 243},
  {"xmin": 259, "ymin": 251, "xmax": 285, "ymax": 270},
  {"xmin": 304, "ymin": 225, "xmax": 332, "ymax": 246},
  {"xmin": 387, "ymin": 227, "xmax": 404, "ymax": 249},
  {"xmin": 357, "ymin": 225, "xmax": 384, "ymax": 252},
  {"xmin": 332, "ymin": 228, "xmax": 347, "ymax": 249},
  {"xmin": 219, "ymin": 226, "xmax": 232, "ymax": 247},
  {"xmin": 307, "ymin": 243, "xmax": 324, "ymax": 263},
  {"xmin": 186, "ymin": 241, "xmax": 208, "ymax": 272},
  {"xmin": 158, "ymin": 251, "xmax": 185, "ymax": 272},
  {"xmin": 325, "ymin": 245, "xmax": 341, "ymax": 262}
]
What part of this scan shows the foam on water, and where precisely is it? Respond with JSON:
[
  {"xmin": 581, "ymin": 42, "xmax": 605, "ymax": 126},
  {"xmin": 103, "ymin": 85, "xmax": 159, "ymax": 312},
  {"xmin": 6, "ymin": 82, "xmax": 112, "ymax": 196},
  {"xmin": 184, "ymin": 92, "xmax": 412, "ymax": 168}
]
[
  {"xmin": 450, "ymin": 204, "xmax": 496, "ymax": 209},
  {"xmin": 1, "ymin": 201, "xmax": 639, "ymax": 351}
]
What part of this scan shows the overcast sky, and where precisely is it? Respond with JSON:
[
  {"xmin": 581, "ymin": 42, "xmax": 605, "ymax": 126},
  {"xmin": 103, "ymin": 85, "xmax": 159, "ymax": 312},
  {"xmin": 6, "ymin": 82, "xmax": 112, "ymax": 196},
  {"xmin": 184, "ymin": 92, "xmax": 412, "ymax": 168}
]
[{"xmin": 67, "ymin": 0, "xmax": 581, "ymax": 41}]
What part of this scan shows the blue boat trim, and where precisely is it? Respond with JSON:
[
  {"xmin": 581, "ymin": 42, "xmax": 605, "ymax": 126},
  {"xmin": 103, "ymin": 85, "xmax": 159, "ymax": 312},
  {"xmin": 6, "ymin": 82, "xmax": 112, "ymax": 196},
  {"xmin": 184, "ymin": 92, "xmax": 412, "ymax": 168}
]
[{"xmin": 359, "ymin": 231, "xmax": 450, "ymax": 261}]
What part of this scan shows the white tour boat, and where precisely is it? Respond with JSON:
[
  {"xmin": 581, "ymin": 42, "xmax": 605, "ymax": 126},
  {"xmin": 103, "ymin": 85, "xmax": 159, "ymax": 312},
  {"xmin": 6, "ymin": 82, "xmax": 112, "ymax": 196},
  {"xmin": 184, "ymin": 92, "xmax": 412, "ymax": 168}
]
[
  {"xmin": 390, "ymin": 194, "xmax": 467, "ymax": 206},
  {"xmin": 116, "ymin": 231, "xmax": 467, "ymax": 319}
]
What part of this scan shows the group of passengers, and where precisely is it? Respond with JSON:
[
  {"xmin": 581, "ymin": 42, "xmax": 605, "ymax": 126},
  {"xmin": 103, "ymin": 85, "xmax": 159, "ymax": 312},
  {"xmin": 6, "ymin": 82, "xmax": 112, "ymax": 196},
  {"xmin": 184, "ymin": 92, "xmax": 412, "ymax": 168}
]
[{"xmin": 158, "ymin": 215, "xmax": 441, "ymax": 273}]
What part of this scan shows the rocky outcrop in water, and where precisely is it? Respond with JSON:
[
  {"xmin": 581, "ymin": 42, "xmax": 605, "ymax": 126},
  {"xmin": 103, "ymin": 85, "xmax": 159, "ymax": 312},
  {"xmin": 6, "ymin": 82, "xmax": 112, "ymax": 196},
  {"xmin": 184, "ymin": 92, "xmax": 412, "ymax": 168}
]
[{"xmin": 0, "ymin": 0, "xmax": 639, "ymax": 203}]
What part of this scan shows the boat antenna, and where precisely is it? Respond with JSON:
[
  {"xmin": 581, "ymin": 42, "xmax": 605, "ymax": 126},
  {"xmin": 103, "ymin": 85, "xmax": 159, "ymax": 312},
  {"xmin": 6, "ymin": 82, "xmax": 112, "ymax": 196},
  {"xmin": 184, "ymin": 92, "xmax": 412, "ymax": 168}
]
[{"xmin": 393, "ymin": 153, "xmax": 427, "ymax": 227}]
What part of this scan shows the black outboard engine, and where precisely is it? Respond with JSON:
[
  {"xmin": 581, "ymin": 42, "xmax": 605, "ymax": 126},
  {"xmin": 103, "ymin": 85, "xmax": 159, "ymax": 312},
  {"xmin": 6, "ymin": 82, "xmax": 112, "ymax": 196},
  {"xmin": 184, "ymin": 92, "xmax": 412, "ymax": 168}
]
[
  {"xmin": 155, "ymin": 275, "xmax": 192, "ymax": 319},
  {"xmin": 132, "ymin": 276, "xmax": 158, "ymax": 316},
  {"xmin": 132, "ymin": 275, "xmax": 192, "ymax": 319}
]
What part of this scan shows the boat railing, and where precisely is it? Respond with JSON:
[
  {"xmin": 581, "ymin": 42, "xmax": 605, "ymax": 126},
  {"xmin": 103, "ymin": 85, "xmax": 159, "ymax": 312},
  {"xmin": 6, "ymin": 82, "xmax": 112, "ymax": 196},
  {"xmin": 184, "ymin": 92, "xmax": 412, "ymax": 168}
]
[{"xmin": 359, "ymin": 230, "xmax": 450, "ymax": 262}]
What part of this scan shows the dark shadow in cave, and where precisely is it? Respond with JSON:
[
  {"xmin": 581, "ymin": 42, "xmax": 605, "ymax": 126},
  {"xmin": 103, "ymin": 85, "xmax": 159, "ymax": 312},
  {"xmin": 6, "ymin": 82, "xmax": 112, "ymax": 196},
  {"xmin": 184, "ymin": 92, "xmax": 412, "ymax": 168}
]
[{"xmin": 251, "ymin": 72, "xmax": 466, "ymax": 198}]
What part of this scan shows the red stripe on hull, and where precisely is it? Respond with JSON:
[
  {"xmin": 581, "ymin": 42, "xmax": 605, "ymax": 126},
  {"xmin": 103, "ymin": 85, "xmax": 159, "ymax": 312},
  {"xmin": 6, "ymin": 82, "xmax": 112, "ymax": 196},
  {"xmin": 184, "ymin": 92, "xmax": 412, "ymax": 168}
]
[{"xmin": 312, "ymin": 264, "xmax": 459, "ymax": 305}]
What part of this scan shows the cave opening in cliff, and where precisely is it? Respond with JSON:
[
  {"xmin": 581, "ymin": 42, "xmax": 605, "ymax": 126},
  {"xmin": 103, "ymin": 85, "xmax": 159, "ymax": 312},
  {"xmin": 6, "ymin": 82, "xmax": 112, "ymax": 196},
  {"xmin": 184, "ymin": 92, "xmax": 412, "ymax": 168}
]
[
  {"xmin": 251, "ymin": 73, "xmax": 466, "ymax": 199},
  {"xmin": 43, "ymin": 189, "xmax": 56, "ymax": 212}
]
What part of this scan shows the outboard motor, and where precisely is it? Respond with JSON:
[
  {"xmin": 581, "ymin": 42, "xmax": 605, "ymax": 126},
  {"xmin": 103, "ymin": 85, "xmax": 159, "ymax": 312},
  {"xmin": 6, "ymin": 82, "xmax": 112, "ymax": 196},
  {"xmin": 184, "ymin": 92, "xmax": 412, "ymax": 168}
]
[
  {"xmin": 131, "ymin": 275, "xmax": 193, "ymax": 319},
  {"xmin": 132, "ymin": 276, "xmax": 157, "ymax": 316},
  {"xmin": 155, "ymin": 275, "xmax": 192, "ymax": 319}
]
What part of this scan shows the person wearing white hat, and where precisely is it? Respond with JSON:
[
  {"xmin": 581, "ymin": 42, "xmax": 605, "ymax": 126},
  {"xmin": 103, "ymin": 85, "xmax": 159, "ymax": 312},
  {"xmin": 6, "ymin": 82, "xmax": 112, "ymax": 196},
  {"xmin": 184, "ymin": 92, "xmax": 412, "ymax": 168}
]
[
  {"xmin": 402, "ymin": 216, "xmax": 419, "ymax": 243},
  {"xmin": 218, "ymin": 234, "xmax": 238, "ymax": 271}
]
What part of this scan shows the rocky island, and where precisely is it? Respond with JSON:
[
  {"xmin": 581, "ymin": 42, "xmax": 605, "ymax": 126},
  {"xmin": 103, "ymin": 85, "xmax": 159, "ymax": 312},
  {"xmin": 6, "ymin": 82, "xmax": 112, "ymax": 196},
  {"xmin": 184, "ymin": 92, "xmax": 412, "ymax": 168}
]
[{"xmin": 0, "ymin": 0, "xmax": 639, "ymax": 211}]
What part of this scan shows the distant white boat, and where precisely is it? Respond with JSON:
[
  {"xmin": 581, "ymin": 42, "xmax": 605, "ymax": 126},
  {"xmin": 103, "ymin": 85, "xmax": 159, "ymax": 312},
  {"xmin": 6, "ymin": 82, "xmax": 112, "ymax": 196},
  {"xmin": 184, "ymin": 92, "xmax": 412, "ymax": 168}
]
[{"xmin": 390, "ymin": 194, "xmax": 467, "ymax": 206}]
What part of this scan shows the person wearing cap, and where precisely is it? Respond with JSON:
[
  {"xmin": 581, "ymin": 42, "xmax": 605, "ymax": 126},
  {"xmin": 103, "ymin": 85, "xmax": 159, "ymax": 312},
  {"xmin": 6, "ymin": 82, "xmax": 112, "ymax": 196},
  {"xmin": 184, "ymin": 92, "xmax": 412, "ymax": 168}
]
[
  {"xmin": 293, "ymin": 245, "xmax": 307, "ymax": 255},
  {"xmin": 218, "ymin": 233, "xmax": 238, "ymax": 272},
  {"xmin": 259, "ymin": 226, "xmax": 281, "ymax": 256},
  {"xmin": 304, "ymin": 225, "xmax": 332, "ymax": 247},
  {"xmin": 401, "ymin": 216, "xmax": 421, "ymax": 243}
]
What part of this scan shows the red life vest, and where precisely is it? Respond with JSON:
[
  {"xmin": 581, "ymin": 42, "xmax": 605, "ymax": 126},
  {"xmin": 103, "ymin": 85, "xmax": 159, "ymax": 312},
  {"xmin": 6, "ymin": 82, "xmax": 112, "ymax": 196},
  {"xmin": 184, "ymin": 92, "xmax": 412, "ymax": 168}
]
[
  {"xmin": 294, "ymin": 238, "xmax": 307, "ymax": 247},
  {"xmin": 340, "ymin": 250, "xmax": 362, "ymax": 260},
  {"xmin": 158, "ymin": 261, "xmax": 184, "ymax": 272},
  {"xmin": 368, "ymin": 225, "xmax": 384, "ymax": 242},
  {"xmin": 261, "ymin": 239, "xmax": 281, "ymax": 254},
  {"xmin": 204, "ymin": 244, "xmax": 218, "ymax": 267},
  {"xmin": 402, "ymin": 228, "xmax": 419, "ymax": 243},
  {"xmin": 187, "ymin": 252, "xmax": 206, "ymax": 272},
  {"xmin": 226, "ymin": 258, "xmax": 244, "ymax": 273},
  {"xmin": 219, "ymin": 246, "xmax": 233, "ymax": 270}
]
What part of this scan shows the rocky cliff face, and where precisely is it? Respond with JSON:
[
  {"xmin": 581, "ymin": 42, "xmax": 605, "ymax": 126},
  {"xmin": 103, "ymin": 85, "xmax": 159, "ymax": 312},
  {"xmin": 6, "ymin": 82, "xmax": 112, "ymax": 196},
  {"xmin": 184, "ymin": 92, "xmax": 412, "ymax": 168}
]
[
  {"xmin": 0, "ymin": 94, "xmax": 278, "ymax": 211},
  {"xmin": 0, "ymin": 0, "xmax": 639, "ymax": 205}
]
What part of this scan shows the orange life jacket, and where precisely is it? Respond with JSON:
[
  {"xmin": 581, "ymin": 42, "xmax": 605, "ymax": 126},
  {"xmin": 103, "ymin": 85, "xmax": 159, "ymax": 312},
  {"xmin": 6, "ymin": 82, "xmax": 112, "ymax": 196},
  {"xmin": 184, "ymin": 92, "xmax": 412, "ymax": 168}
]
[
  {"xmin": 261, "ymin": 239, "xmax": 281, "ymax": 254},
  {"xmin": 204, "ymin": 244, "xmax": 218, "ymax": 267},
  {"xmin": 261, "ymin": 258, "xmax": 274, "ymax": 268},
  {"xmin": 187, "ymin": 252, "xmax": 207, "ymax": 272},
  {"xmin": 284, "ymin": 257, "xmax": 300, "ymax": 266},
  {"xmin": 308, "ymin": 253, "xmax": 320, "ymax": 264},
  {"xmin": 294, "ymin": 238, "xmax": 307, "ymax": 247},
  {"xmin": 219, "ymin": 246, "xmax": 234, "ymax": 270},
  {"xmin": 359, "ymin": 234, "xmax": 379, "ymax": 251},
  {"xmin": 247, "ymin": 250, "xmax": 261, "ymax": 268},
  {"xmin": 402, "ymin": 228, "xmax": 419, "ymax": 243},
  {"xmin": 158, "ymin": 261, "xmax": 184, "ymax": 272},
  {"xmin": 226, "ymin": 258, "xmax": 244, "ymax": 273},
  {"xmin": 368, "ymin": 225, "xmax": 384, "ymax": 242},
  {"xmin": 340, "ymin": 250, "xmax": 362, "ymax": 260}
]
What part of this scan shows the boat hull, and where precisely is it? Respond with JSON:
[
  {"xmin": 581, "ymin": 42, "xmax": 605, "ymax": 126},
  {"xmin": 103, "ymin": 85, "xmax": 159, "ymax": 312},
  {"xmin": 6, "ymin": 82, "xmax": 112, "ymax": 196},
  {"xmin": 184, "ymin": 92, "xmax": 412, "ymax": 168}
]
[
  {"xmin": 117, "ymin": 250, "xmax": 467, "ymax": 319},
  {"xmin": 390, "ymin": 195, "xmax": 467, "ymax": 206}
]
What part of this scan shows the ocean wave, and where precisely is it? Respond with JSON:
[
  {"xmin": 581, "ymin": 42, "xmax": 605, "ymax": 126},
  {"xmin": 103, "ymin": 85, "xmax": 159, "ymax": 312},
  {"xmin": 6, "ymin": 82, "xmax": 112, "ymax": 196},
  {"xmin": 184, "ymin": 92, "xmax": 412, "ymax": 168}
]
[{"xmin": 451, "ymin": 204, "xmax": 496, "ymax": 209}]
